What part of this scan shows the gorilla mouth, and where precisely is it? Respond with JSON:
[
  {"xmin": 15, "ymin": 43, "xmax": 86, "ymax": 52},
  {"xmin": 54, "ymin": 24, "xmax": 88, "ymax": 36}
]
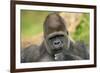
[{"xmin": 49, "ymin": 35, "xmax": 64, "ymax": 54}]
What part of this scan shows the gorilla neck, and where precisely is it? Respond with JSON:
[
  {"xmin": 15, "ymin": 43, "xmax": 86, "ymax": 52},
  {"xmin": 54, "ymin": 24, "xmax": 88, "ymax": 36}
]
[
  {"xmin": 39, "ymin": 50, "xmax": 66, "ymax": 61},
  {"xmin": 39, "ymin": 43, "xmax": 65, "ymax": 61}
]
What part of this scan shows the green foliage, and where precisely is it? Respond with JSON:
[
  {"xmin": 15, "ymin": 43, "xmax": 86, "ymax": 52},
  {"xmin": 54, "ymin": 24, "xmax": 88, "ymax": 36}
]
[
  {"xmin": 21, "ymin": 10, "xmax": 51, "ymax": 37},
  {"xmin": 71, "ymin": 13, "xmax": 90, "ymax": 46}
]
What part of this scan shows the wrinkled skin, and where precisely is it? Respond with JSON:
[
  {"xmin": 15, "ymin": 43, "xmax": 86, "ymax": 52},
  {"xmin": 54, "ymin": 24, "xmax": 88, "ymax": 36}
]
[{"xmin": 21, "ymin": 13, "xmax": 89, "ymax": 63}]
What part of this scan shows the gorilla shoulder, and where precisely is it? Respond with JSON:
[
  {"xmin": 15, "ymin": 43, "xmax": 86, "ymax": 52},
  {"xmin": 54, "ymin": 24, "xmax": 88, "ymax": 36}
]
[
  {"xmin": 72, "ymin": 41, "xmax": 89, "ymax": 59},
  {"xmin": 21, "ymin": 45, "xmax": 41, "ymax": 63}
]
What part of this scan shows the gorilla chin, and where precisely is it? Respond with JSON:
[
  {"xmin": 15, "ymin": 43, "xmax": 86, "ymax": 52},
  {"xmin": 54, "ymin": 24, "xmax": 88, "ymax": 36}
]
[{"xmin": 21, "ymin": 13, "xmax": 89, "ymax": 63}]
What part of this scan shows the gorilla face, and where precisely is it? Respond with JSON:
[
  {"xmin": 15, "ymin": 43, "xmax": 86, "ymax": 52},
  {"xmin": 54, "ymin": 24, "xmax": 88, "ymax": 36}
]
[{"xmin": 45, "ymin": 32, "xmax": 70, "ymax": 54}]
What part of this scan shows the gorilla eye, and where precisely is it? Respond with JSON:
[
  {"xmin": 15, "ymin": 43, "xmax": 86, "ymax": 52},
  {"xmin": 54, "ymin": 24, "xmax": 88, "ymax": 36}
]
[{"xmin": 49, "ymin": 35, "xmax": 64, "ymax": 40}]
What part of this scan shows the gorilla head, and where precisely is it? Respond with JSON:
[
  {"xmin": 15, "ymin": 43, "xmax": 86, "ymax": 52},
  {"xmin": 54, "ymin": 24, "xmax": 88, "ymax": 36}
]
[{"xmin": 43, "ymin": 13, "xmax": 72, "ymax": 60}]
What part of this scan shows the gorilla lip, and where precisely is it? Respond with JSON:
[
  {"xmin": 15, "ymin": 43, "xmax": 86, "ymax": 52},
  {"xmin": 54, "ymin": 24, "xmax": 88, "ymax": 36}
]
[{"xmin": 52, "ymin": 47, "xmax": 63, "ymax": 54}]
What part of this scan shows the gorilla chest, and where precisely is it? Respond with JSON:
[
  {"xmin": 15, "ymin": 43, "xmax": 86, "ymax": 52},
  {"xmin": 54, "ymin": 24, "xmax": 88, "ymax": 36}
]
[
  {"xmin": 38, "ymin": 52, "xmax": 68, "ymax": 62},
  {"xmin": 39, "ymin": 53, "xmax": 54, "ymax": 61}
]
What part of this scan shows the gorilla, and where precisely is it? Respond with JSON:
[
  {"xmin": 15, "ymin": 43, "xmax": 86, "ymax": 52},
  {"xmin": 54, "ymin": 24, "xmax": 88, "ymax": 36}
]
[{"xmin": 21, "ymin": 13, "xmax": 89, "ymax": 63}]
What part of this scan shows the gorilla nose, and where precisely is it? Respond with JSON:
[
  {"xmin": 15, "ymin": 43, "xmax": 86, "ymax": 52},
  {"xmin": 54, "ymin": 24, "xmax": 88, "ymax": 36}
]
[{"xmin": 53, "ymin": 39, "xmax": 62, "ymax": 48}]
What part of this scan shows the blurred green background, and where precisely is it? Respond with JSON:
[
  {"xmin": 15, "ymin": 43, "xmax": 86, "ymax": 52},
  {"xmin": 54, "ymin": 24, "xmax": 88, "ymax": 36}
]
[
  {"xmin": 21, "ymin": 10, "xmax": 90, "ymax": 48},
  {"xmin": 21, "ymin": 10, "xmax": 51, "ymax": 37},
  {"xmin": 71, "ymin": 13, "xmax": 90, "ymax": 45}
]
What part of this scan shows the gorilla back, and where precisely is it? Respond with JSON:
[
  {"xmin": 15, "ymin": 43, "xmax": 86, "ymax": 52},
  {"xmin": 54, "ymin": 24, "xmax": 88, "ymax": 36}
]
[{"xmin": 21, "ymin": 13, "xmax": 89, "ymax": 63}]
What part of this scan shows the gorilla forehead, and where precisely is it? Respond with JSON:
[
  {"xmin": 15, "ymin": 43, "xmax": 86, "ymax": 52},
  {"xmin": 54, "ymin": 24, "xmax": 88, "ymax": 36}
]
[
  {"xmin": 43, "ymin": 13, "xmax": 67, "ymax": 35},
  {"xmin": 46, "ymin": 13, "xmax": 62, "ymax": 28}
]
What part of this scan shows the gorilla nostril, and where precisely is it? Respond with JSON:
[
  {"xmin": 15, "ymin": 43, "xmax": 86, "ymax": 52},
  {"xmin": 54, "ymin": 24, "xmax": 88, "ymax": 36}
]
[
  {"xmin": 53, "ymin": 39, "xmax": 62, "ymax": 48},
  {"xmin": 54, "ymin": 41, "xmax": 60, "ymax": 45}
]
